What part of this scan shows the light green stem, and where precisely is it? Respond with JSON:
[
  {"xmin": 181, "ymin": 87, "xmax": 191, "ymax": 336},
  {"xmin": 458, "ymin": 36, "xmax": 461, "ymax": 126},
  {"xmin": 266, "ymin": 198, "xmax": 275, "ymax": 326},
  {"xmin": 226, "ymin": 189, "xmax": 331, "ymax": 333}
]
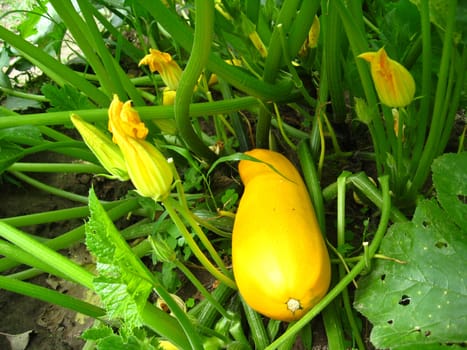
[
  {"xmin": 162, "ymin": 197, "xmax": 236, "ymax": 290},
  {"xmin": 8, "ymin": 171, "xmax": 93, "ymax": 204},
  {"xmin": 0, "ymin": 222, "xmax": 95, "ymax": 288},
  {"xmin": 0, "ymin": 96, "xmax": 260, "ymax": 128},
  {"xmin": 411, "ymin": 0, "xmax": 461, "ymax": 197},
  {"xmin": 8, "ymin": 162, "xmax": 104, "ymax": 173},
  {"xmin": 0, "ymin": 276, "xmax": 105, "ymax": 318},
  {"xmin": 173, "ymin": 259, "xmax": 232, "ymax": 320}
]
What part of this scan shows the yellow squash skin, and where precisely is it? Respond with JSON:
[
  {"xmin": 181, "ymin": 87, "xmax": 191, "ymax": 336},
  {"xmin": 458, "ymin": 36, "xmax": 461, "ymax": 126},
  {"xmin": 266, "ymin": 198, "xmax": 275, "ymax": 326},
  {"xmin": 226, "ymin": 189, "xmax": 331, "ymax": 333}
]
[{"xmin": 232, "ymin": 149, "xmax": 331, "ymax": 322}]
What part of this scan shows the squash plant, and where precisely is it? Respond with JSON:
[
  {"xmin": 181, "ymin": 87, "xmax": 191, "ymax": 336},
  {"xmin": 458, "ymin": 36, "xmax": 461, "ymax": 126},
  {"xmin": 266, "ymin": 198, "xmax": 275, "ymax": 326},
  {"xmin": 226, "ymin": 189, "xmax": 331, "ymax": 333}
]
[{"xmin": 0, "ymin": 0, "xmax": 465, "ymax": 349}]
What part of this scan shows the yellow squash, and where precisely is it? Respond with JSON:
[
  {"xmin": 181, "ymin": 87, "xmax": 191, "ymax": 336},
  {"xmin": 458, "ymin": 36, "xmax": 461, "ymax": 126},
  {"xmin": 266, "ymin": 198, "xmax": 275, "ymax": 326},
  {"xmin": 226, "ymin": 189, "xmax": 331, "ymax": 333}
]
[{"xmin": 232, "ymin": 149, "xmax": 331, "ymax": 322}]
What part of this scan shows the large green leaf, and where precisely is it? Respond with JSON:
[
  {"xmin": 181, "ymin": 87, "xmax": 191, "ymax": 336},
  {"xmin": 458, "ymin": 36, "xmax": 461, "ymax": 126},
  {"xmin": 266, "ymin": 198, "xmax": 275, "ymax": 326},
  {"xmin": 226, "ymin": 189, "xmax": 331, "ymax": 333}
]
[
  {"xmin": 85, "ymin": 188, "xmax": 153, "ymax": 330},
  {"xmin": 354, "ymin": 153, "xmax": 467, "ymax": 349}
]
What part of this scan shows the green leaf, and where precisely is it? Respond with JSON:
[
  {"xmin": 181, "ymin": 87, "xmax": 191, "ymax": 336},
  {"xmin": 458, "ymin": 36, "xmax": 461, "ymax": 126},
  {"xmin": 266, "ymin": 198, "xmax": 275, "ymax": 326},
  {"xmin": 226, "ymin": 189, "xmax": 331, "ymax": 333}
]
[
  {"xmin": 85, "ymin": 188, "xmax": 153, "ymax": 330},
  {"xmin": 432, "ymin": 152, "xmax": 467, "ymax": 229},
  {"xmin": 0, "ymin": 140, "xmax": 24, "ymax": 172},
  {"xmin": 83, "ymin": 326, "xmax": 161, "ymax": 350},
  {"xmin": 41, "ymin": 83, "xmax": 94, "ymax": 112},
  {"xmin": 81, "ymin": 326, "xmax": 114, "ymax": 341},
  {"xmin": 354, "ymin": 153, "xmax": 467, "ymax": 349},
  {"xmin": 0, "ymin": 125, "xmax": 43, "ymax": 144},
  {"xmin": 2, "ymin": 96, "xmax": 42, "ymax": 111}
]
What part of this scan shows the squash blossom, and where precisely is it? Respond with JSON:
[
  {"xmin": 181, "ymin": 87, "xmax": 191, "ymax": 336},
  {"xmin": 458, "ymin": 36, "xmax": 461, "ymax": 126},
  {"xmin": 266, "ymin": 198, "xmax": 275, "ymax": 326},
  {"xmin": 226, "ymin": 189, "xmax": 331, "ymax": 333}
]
[
  {"xmin": 139, "ymin": 49, "xmax": 182, "ymax": 91},
  {"xmin": 108, "ymin": 95, "xmax": 173, "ymax": 201},
  {"xmin": 358, "ymin": 48, "xmax": 415, "ymax": 108},
  {"xmin": 70, "ymin": 114, "xmax": 129, "ymax": 181}
]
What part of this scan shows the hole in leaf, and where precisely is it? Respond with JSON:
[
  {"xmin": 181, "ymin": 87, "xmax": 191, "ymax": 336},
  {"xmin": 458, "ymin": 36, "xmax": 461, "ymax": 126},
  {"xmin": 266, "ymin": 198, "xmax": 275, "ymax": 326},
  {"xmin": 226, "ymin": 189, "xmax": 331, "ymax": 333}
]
[
  {"xmin": 425, "ymin": 330, "xmax": 431, "ymax": 337},
  {"xmin": 380, "ymin": 274, "xmax": 386, "ymax": 281},
  {"xmin": 422, "ymin": 220, "xmax": 430, "ymax": 228},
  {"xmin": 435, "ymin": 241, "xmax": 448, "ymax": 249},
  {"xmin": 398, "ymin": 295, "xmax": 411, "ymax": 306},
  {"xmin": 387, "ymin": 320, "xmax": 393, "ymax": 324},
  {"xmin": 458, "ymin": 194, "xmax": 467, "ymax": 204}
]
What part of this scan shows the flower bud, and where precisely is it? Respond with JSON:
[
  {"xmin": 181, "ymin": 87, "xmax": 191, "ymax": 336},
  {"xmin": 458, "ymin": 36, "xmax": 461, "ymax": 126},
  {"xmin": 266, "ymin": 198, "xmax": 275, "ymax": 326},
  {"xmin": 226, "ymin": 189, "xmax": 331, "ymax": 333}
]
[
  {"xmin": 108, "ymin": 95, "xmax": 173, "ymax": 201},
  {"xmin": 139, "ymin": 49, "xmax": 182, "ymax": 90},
  {"xmin": 150, "ymin": 235, "xmax": 176, "ymax": 262},
  {"xmin": 358, "ymin": 47, "xmax": 415, "ymax": 108},
  {"xmin": 70, "ymin": 114, "xmax": 129, "ymax": 181}
]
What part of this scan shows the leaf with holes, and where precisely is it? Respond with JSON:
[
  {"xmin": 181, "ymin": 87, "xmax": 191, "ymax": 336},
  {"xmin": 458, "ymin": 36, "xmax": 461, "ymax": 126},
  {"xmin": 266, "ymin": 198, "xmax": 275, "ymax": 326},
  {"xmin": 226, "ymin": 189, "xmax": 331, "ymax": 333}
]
[{"xmin": 354, "ymin": 154, "xmax": 467, "ymax": 349}]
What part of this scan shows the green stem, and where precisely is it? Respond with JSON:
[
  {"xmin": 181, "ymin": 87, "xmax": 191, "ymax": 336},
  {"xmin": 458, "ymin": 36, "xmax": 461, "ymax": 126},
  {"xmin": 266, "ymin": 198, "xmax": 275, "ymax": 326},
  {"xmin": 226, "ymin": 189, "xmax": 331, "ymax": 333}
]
[
  {"xmin": 412, "ymin": 0, "xmax": 432, "ymax": 165},
  {"xmin": 0, "ymin": 97, "xmax": 260, "ymax": 128},
  {"xmin": 0, "ymin": 239, "xmax": 66, "ymax": 278},
  {"xmin": 76, "ymin": 0, "xmax": 144, "ymax": 105},
  {"xmin": 336, "ymin": 173, "xmax": 365, "ymax": 350},
  {"xmin": 218, "ymin": 79, "xmax": 250, "ymax": 151},
  {"xmin": 162, "ymin": 197, "xmax": 236, "ymax": 290},
  {"xmin": 139, "ymin": 302, "xmax": 194, "ymax": 350},
  {"xmin": 286, "ymin": 0, "xmax": 320, "ymax": 58},
  {"xmin": 410, "ymin": 0, "xmax": 458, "ymax": 197},
  {"xmin": 334, "ymin": 1, "xmax": 387, "ymax": 173},
  {"xmin": 8, "ymin": 162, "xmax": 104, "ymax": 173},
  {"xmin": 49, "ymin": 0, "xmax": 119, "ymax": 101},
  {"xmin": 297, "ymin": 141, "xmax": 326, "ymax": 231},
  {"xmin": 255, "ymin": 0, "xmax": 302, "ymax": 147},
  {"xmin": 241, "ymin": 298, "xmax": 270, "ymax": 350},
  {"xmin": 0, "ymin": 86, "xmax": 48, "ymax": 102},
  {"xmin": 0, "ymin": 276, "xmax": 105, "ymax": 318},
  {"xmin": 262, "ymin": 0, "xmax": 301, "ymax": 82},
  {"xmin": 134, "ymin": 0, "xmax": 295, "ymax": 102},
  {"xmin": 3, "ymin": 139, "xmax": 95, "ymax": 164},
  {"xmin": 173, "ymin": 259, "xmax": 231, "ymax": 321},
  {"xmin": 271, "ymin": 118, "xmax": 309, "ymax": 140},
  {"xmin": 440, "ymin": 46, "xmax": 467, "ymax": 150},
  {"xmin": 0, "ymin": 222, "xmax": 95, "ymax": 288},
  {"xmin": 0, "ymin": 201, "xmax": 121, "ymax": 227},
  {"xmin": 265, "ymin": 176, "xmax": 392, "ymax": 349},
  {"xmin": 8, "ymin": 170, "xmax": 92, "ymax": 204},
  {"xmin": 321, "ymin": 0, "xmax": 346, "ymax": 122},
  {"xmin": 168, "ymin": 197, "xmax": 232, "ymax": 279},
  {"xmin": 0, "ymin": 25, "xmax": 109, "ymax": 106},
  {"xmin": 174, "ymin": 0, "xmax": 215, "ymax": 160},
  {"xmin": 341, "ymin": 172, "xmax": 407, "ymax": 223},
  {"xmin": 0, "ymin": 198, "xmax": 140, "ymax": 273}
]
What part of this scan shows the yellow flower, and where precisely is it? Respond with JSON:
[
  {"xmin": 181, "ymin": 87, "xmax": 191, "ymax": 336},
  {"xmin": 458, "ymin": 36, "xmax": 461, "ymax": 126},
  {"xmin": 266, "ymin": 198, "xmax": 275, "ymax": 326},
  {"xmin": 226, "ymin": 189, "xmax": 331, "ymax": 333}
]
[
  {"xmin": 108, "ymin": 95, "xmax": 173, "ymax": 201},
  {"xmin": 358, "ymin": 47, "xmax": 415, "ymax": 108},
  {"xmin": 139, "ymin": 49, "xmax": 182, "ymax": 90},
  {"xmin": 70, "ymin": 114, "xmax": 129, "ymax": 181}
]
